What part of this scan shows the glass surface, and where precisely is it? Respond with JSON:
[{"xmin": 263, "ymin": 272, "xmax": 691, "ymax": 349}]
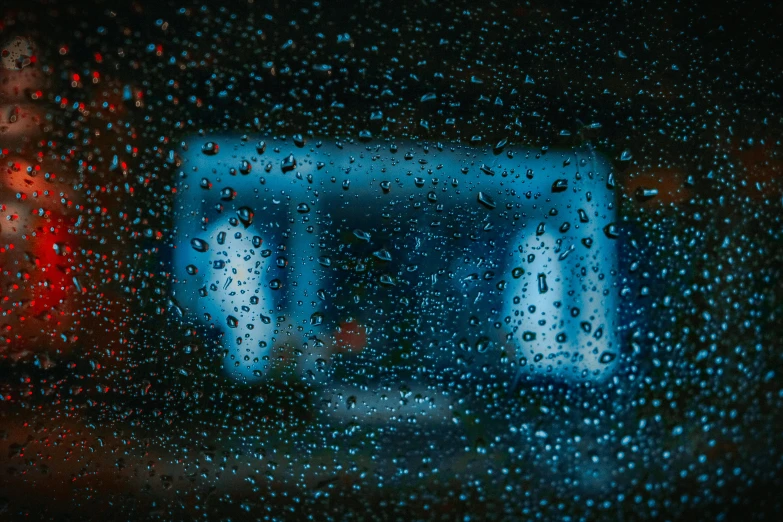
[{"xmin": 1, "ymin": 1, "xmax": 781, "ymax": 520}]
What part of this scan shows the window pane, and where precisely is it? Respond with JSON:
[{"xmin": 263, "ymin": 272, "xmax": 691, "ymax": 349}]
[{"xmin": 1, "ymin": 1, "xmax": 781, "ymax": 520}]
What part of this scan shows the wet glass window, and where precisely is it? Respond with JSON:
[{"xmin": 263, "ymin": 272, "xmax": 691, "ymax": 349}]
[{"xmin": 1, "ymin": 1, "xmax": 782, "ymax": 520}]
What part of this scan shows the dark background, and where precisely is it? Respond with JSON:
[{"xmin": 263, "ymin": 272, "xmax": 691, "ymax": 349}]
[{"xmin": 1, "ymin": 0, "xmax": 782, "ymax": 520}]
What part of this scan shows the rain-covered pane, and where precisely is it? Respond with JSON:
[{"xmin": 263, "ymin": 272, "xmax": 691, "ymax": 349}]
[{"xmin": 1, "ymin": 0, "xmax": 782, "ymax": 520}]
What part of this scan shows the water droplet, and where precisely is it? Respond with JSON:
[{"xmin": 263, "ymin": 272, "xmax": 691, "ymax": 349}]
[
  {"xmin": 237, "ymin": 207, "xmax": 254, "ymax": 227},
  {"xmin": 620, "ymin": 150, "xmax": 632, "ymax": 161},
  {"xmin": 353, "ymin": 229, "xmax": 371, "ymax": 242},
  {"xmin": 226, "ymin": 315, "xmax": 239, "ymax": 328},
  {"xmin": 599, "ymin": 351, "xmax": 616, "ymax": 364},
  {"xmin": 537, "ymin": 273, "xmax": 548, "ymax": 294},
  {"xmin": 185, "ymin": 264, "xmax": 198, "ymax": 275},
  {"xmin": 201, "ymin": 142, "xmax": 219, "ymax": 155},
  {"xmin": 551, "ymin": 179, "xmax": 568, "ymax": 192},
  {"xmin": 379, "ymin": 274, "xmax": 395, "ymax": 286},
  {"xmin": 603, "ymin": 223, "xmax": 619, "ymax": 239},
  {"xmin": 477, "ymin": 192, "xmax": 496, "ymax": 209},
  {"xmin": 558, "ymin": 244, "xmax": 575, "ymax": 260},
  {"xmin": 190, "ymin": 238, "xmax": 209, "ymax": 252},
  {"xmin": 634, "ymin": 187, "xmax": 659, "ymax": 201},
  {"xmin": 168, "ymin": 298, "xmax": 184, "ymax": 318},
  {"xmin": 281, "ymin": 154, "xmax": 296, "ymax": 172},
  {"xmin": 220, "ymin": 187, "xmax": 236, "ymax": 201}
]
